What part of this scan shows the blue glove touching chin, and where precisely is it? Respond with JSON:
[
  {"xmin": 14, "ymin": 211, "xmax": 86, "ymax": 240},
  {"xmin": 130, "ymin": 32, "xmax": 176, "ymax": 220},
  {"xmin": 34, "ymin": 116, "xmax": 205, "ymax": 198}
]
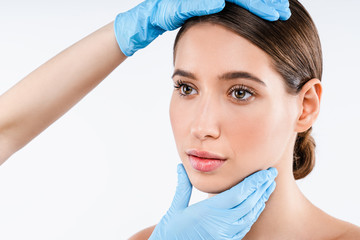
[
  {"xmin": 114, "ymin": 0, "xmax": 291, "ymax": 56},
  {"xmin": 148, "ymin": 164, "xmax": 277, "ymax": 240}
]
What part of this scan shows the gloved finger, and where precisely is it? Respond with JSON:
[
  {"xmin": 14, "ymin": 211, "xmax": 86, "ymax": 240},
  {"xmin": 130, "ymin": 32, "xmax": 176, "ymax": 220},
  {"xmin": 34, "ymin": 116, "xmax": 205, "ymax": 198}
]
[
  {"xmin": 205, "ymin": 168, "xmax": 277, "ymax": 209},
  {"xmin": 228, "ymin": 179, "xmax": 275, "ymax": 220},
  {"xmin": 230, "ymin": 182, "xmax": 275, "ymax": 239},
  {"xmin": 277, "ymin": 8, "xmax": 291, "ymax": 21},
  {"xmin": 226, "ymin": 0, "xmax": 280, "ymax": 21},
  {"xmin": 160, "ymin": 0, "xmax": 225, "ymax": 30},
  {"xmin": 223, "ymin": 201, "xmax": 265, "ymax": 238},
  {"xmin": 234, "ymin": 181, "xmax": 276, "ymax": 228},
  {"xmin": 178, "ymin": 0, "xmax": 225, "ymax": 16},
  {"xmin": 232, "ymin": 226, "xmax": 251, "ymax": 240},
  {"xmin": 270, "ymin": 0, "xmax": 291, "ymax": 20},
  {"xmin": 231, "ymin": 204, "xmax": 266, "ymax": 239},
  {"xmin": 271, "ymin": 0, "xmax": 290, "ymax": 10},
  {"xmin": 169, "ymin": 163, "xmax": 193, "ymax": 212}
]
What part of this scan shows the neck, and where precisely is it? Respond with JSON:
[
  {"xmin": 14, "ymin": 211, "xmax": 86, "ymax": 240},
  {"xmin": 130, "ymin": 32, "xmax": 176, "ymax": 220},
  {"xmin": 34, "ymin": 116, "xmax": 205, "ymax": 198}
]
[
  {"xmin": 242, "ymin": 162, "xmax": 311, "ymax": 239},
  {"xmin": 208, "ymin": 148, "xmax": 315, "ymax": 238}
]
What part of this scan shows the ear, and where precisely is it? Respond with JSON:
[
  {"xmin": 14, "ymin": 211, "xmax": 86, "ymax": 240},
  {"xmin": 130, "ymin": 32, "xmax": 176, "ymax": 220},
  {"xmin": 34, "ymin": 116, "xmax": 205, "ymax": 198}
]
[{"xmin": 295, "ymin": 79, "xmax": 322, "ymax": 133}]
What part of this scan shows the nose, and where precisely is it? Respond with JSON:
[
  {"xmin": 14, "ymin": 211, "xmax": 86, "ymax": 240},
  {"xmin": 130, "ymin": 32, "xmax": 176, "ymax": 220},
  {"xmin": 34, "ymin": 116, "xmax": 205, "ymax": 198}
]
[{"xmin": 190, "ymin": 96, "xmax": 221, "ymax": 141}]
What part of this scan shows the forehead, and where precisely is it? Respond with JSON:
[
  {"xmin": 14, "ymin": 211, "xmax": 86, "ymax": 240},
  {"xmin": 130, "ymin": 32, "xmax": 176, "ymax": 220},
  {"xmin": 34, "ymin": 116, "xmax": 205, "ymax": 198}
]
[{"xmin": 174, "ymin": 23, "xmax": 276, "ymax": 83}]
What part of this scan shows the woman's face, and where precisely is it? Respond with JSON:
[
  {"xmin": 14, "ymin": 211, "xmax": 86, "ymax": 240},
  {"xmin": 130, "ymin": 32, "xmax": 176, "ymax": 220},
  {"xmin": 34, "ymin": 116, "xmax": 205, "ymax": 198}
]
[{"xmin": 170, "ymin": 23, "xmax": 299, "ymax": 194}]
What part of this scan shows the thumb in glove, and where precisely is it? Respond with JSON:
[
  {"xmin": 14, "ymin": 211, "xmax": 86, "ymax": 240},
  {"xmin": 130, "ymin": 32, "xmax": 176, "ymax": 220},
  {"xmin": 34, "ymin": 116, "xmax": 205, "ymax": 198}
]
[{"xmin": 168, "ymin": 163, "xmax": 193, "ymax": 214}]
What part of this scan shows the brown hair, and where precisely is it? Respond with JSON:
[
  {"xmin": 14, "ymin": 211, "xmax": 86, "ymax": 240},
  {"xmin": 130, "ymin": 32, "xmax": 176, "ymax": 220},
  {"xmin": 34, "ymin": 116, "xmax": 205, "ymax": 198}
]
[{"xmin": 173, "ymin": 0, "xmax": 322, "ymax": 180}]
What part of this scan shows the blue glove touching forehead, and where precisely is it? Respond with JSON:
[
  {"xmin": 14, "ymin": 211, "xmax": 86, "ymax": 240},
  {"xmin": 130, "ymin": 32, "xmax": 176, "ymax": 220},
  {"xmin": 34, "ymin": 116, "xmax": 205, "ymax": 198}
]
[
  {"xmin": 230, "ymin": 0, "xmax": 291, "ymax": 21},
  {"xmin": 114, "ymin": 0, "xmax": 291, "ymax": 56}
]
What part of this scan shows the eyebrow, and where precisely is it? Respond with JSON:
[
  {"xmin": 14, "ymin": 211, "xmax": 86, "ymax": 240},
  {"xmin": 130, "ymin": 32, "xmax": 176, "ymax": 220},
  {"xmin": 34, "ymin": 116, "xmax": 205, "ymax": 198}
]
[
  {"xmin": 172, "ymin": 69, "xmax": 266, "ymax": 86},
  {"xmin": 172, "ymin": 69, "xmax": 196, "ymax": 80}
]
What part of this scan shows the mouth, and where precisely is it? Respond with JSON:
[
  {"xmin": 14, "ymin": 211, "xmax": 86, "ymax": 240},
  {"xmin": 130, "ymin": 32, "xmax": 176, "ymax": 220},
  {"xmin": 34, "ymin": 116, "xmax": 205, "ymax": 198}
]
[{"xmin": 186, "ymin": 149, "xmax": 227, "ymax": 172}]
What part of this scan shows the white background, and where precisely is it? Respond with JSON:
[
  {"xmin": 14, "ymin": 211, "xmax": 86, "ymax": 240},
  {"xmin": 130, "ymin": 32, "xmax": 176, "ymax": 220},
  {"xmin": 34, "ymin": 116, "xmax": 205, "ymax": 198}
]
[{"xmin": 0, "ymin": 0, "xmax": 359, "ymax": 239}]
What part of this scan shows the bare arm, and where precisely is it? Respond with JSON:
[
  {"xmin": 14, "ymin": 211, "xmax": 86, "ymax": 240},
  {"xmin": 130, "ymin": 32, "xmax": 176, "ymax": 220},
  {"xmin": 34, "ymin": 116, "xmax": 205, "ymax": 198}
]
[{"xmin": 0, "ymin": 22, "xmax": 126, "ymax": 165}]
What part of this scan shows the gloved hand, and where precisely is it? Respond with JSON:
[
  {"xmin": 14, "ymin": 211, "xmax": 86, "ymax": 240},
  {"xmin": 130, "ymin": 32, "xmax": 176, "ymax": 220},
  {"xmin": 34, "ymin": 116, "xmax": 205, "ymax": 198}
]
[
  {"xmin": 229, "ymin": 0, "xmax": 291, "ymax": 21},
  {"xmin": 114, "ymin": 0, "xmax": 291, "ymax": 56},
  {"xmin": 148, "ymin": 164, "xmax": 277, "ymax": 240}
]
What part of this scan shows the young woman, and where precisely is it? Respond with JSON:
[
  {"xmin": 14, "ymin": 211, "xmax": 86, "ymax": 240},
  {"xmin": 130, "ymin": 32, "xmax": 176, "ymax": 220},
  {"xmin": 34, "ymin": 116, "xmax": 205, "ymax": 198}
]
[
  {"xmin": 130, "ymin": 1, "xmax": 360, "ymax": 239},
  {"xmin": 0, "ymin": 0, "xmax": 292, "ymax": 239},
  {"xmin": 1, "ymin": 0, "xmax": 359, "ymax": 239}
]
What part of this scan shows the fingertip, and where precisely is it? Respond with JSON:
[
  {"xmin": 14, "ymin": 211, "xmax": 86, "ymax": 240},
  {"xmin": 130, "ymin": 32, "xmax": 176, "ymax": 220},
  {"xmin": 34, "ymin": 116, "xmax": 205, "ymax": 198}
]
[
  {"xmin": 245, "ymin": 168, "xmax": 273, "ymax": 185},
  {"xmin": 267, "ymin": 167, "xmax": 278, "ymax": 179},
  {"xmin": 252, "ymin": 202, "xmax": 266, "ymax": 224},
  {"xmin": 217, "ymin": 0, "xmax": 226, "ymax": 11},
  {"xmin": 273, "ymin": 0, "xmax": 291, "ymax": 21},
  {"xmin": 177, "ymin": 163, "xmax": 185, "ymax": 174},
  {"xmin": 269, "ymin": 181, "xmax": 276, "ymax": 193},
  {"xmin": 279, "ymin": 9, "xmax": 291, "ymax": 21},
  {"xmin": 248, "ymin": 3, "xmax": 280, "ymax": 22},
  {"xmin": 280, "ymin": 0, "xmax": 290, "ymax": 8},
  {"xmin": 194, "ymin": 0, "xmax": 225, "ymax": 17},
  {"xmin": 177, "ymin": 163, "xmax": 192, "ymax": 185},
  {"xmin": 264, "ymin": 181, "xmax": 276, "ymax": 201},
  {"xmin": 171, "ymin": 164, "xmax": 193, "ymax": 211},
  {"xmin": 263, "ymin": 11, "xmax": 280, "ymax": 21},
  {"xmin": 205, "ymin": 0, "xmax": 226, "ymax": 15},
  {"xmin": 177, "ymin": 163, "xmax": 186, "ymax": 182}
]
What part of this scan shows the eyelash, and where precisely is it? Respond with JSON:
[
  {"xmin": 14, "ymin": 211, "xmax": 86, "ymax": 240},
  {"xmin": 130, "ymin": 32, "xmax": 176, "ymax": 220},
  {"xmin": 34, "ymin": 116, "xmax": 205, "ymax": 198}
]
[
  {"xmin": 228, "ymin": 84, "xmax": 256, "ymax": 103},
  {"xmin": 173, "ymin": 80, "xmax": 196, "ymax": 97},
  {"xmin": 173, "ymin": 80, "xmax": 256, "ymax": 103}
]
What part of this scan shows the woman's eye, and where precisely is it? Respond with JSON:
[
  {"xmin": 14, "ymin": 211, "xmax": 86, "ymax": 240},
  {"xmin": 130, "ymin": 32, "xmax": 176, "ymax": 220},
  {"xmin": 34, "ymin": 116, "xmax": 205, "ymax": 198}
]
[
  {"xmin": 181, "ymin": 84, "xmax": 196, "ymax": 95},
  {"xmin": 230, "ymin": 87, "xmax": 255, "ymax": 102},
  {"xmin": 174, "ymin": 80, "xmax": 197, "ymax": 96}
]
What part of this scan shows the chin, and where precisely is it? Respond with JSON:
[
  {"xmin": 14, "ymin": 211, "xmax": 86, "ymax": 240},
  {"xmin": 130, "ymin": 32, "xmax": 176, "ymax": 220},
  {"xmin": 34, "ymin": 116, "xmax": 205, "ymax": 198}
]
[
  {"xmin": 186, "ymin": 169, "xmax": 244, "ymax": 194},
  {"xmin": 194, "ymin": 184, "xmax": 228, "ymax": 195},
  {"xmin": 182, "ymin": 159, "xmax": 264, "ymax": 195}
]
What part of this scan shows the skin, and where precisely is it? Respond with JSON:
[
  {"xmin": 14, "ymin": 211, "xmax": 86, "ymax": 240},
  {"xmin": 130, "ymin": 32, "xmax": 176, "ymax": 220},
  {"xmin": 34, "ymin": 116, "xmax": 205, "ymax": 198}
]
[
  {"xmin": 0, "ymin": 22, "xmax": 126, "ymax": 164},
  {"xmin": 0, "ymin": 10, "xmax": 358, "ymax": 239},
  {"xmin": 131, "ymin": 22, "xmax": 360, "ymax": 239},
  {"xmin": 170, "ymin": 22, "xmax": 300, "ymax": 194}
]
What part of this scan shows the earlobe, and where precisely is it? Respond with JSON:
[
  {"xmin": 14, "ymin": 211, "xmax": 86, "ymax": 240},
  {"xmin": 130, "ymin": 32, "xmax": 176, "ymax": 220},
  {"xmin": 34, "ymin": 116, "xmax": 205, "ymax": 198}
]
[{"xmin": 295, "ymin": 79, "xmax": 322, "ymax": 133}]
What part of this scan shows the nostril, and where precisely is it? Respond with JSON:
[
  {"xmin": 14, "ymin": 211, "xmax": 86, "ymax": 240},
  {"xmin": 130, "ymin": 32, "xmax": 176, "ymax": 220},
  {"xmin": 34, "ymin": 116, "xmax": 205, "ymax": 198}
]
[{"xmin": 190, "ymin": 125, "xmax": 220, "ymax": 141}]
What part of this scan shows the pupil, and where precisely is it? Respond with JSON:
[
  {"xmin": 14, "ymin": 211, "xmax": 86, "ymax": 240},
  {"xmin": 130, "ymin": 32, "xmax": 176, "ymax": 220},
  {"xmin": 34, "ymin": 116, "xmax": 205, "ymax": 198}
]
[
  {"xmin": 235, "ymin": 90, "xmax": 246, "ymax": 98},
  {"xmin": 183, "ymin": 85, "xmax": 192, "ymax": 94}
]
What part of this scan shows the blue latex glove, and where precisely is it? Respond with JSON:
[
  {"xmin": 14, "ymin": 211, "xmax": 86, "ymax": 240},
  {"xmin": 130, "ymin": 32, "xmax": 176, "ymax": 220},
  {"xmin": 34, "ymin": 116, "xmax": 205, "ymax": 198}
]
[
  {"xmin": 114, "ymin": 0, "xmax": 291, "ymax": 56},
  {"xmin": 148, "ymin": 164, "xmax": 277, "ymax": 240},
  {"xmin": 229, "ymin": 0, "xmax": 292, "ymax": 21}
]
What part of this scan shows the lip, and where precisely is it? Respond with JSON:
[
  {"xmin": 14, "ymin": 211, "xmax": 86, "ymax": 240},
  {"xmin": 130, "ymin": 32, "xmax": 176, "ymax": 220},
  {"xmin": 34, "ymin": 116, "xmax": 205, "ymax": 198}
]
[
  {"xmin": 186, "ymin": 149, "xmax": 227, "ymax": 172},
  {"xmin": 186, "ymin": 149, "xmax": 226, "ymax": 160}
]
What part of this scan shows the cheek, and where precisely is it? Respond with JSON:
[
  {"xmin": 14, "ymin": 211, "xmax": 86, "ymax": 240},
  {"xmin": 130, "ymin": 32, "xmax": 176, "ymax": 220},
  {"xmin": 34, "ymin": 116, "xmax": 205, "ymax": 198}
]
[
  {"xmin": 169, "ymin": 92, "xmax": 296, "ymax": 194},
  {"xmin": 226, "ymin": 99, "xmax": 294, "ymax": 172},
  {"xmin": 200, "ymin": 99, "xmax": 295, "ymax": 193},
  {"xmin": 169, "ymin": 95, "xmax": 188, "ymax": 151}
]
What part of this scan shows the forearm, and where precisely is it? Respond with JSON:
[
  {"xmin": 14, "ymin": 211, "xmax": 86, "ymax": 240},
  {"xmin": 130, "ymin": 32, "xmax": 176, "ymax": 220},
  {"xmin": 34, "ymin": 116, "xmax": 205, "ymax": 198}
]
[{"xmin": 0, "ymin": 21, "xmax": 126, "ymax": 164}]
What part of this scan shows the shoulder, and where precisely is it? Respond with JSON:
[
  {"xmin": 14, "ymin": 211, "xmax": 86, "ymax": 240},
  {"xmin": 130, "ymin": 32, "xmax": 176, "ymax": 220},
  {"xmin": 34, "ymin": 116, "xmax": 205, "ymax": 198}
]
[
  {"xmin": 333, "ymin": 222, "xmax": 360, "ymax": 240},
  {"xmin": 128, "ymin": 225, "xmax": 156, "ymax": 240},
  {"xmin": 309, "ymin": 206, "xmax": 360, "ymax": 240},
  {"xmin": 320, "ymin": 214, "xmax": 360, "ymax": 240}
]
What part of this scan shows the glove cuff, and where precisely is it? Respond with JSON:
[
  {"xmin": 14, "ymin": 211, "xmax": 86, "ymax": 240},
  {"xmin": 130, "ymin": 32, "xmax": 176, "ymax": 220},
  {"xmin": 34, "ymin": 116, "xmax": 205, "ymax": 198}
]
[{"xmin": 114, "ymin": 1, "xmax": 165, "ymax": 56}]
